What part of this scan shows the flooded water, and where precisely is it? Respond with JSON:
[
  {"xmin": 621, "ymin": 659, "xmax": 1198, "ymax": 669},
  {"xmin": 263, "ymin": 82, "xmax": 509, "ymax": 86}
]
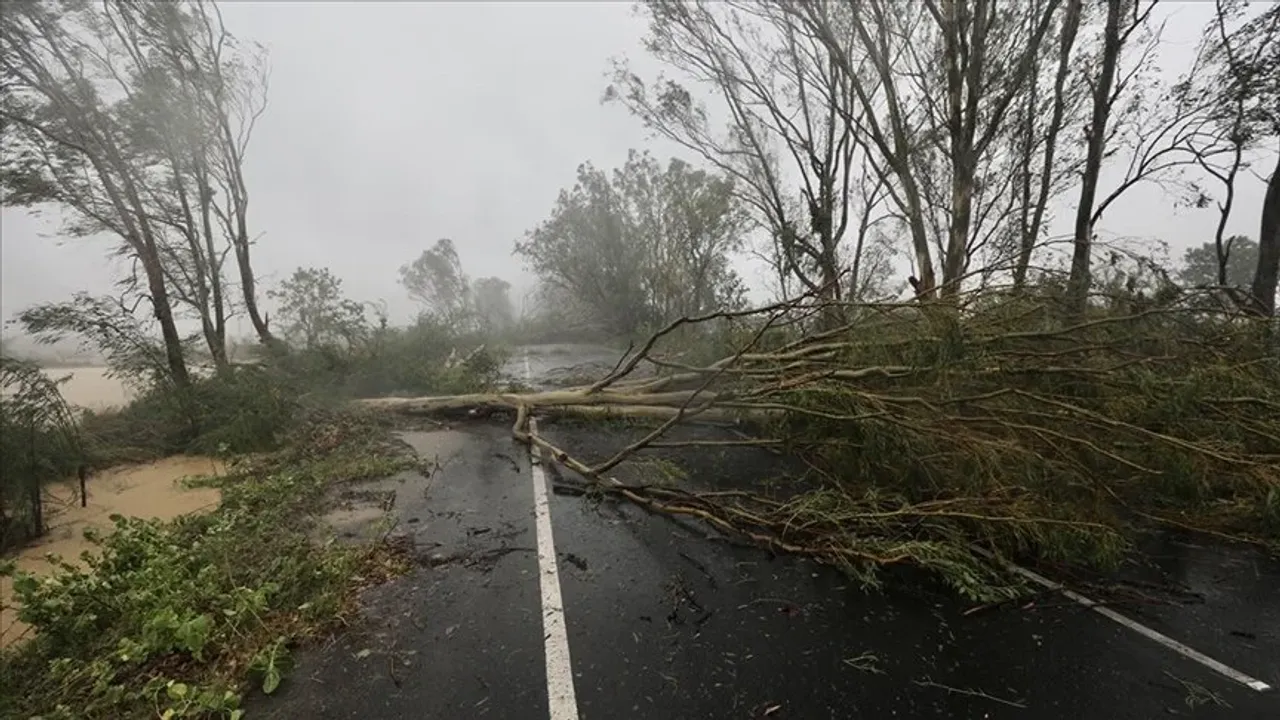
[
  {"xmin": 27, "ymin": 366, "xmax": 135, "ymax": 412},
  {"xmin": 0, "ymin": 456, "xmax": 223, "ymax": 648},
  {"xmin": 509, "ymin": 343, "xmax": 631, "ymax": 390}
]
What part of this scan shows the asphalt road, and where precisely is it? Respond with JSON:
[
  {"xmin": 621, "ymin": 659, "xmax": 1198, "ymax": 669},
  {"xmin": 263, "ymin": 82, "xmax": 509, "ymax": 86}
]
[{"xmin": 252, "ymin": 344, "xmax": 1279, "ymax": 720}]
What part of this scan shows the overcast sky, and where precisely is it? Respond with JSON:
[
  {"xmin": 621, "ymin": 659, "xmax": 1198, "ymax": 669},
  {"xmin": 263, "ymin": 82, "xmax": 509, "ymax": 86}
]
[{"xmin": 1, "ymin": 1, "xmax": 1271, "ymax": 337}]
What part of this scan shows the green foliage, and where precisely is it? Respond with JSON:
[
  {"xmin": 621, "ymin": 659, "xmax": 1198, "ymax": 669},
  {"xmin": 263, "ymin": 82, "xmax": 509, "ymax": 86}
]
[
  {"xmin": 399, "ymin": 239, "xmax": 471, "ymax": 329},
  {"xmin": 472, "ymin": 276, "xmax": 515, "ymax": 335},
  {"xmin": 0, "ymin": 412, "xmax": 414, "ymax": 720},
  {"xmin": 622, "ymin": 284, "xmax": 1279, "ymax": 598},
  {"xmin": 270, "ymin": 318, "xmax": 508, "ymax": 401},
  {"xmin": 17, "ymin": 294, "xmax": 173, "ymax": 390},
  {"xmin": 268, "ymin": 268, "xmax": 373, "ymax": 353},
  {"xmin": 8, "ymin": 274, "xmax": 505, "ymax": 472},
  {"xmin": 773, "ymin": 291, "xmax": 1280, "ymax": 577},
  {"xmin": 75, "ymin": 365, "xmax": 297, "ymax": 465},
  {"xmin": 1178, "ymin": 236, "xmax": 1259, "ymax": 288},
  {"xmin": 74, "ymin": 318, "xmax": 505, "ymax": 465},
  {"xmin": 515, "ymin": 149, "xmax": 747, "ymax": 337},
  {"xmin": 262, "ymin": 264, "xmax": 507, "ymax": 400},
  {"xmin": 0, "ymin": 356, "xmax": 85, "ymax": 550}
]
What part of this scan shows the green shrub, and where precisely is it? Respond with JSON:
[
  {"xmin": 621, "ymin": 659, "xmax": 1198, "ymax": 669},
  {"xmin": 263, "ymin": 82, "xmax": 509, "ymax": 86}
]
[
  {"xmin": 77, "ymin": 319, "xmax": 506, "ymax": 464},
  {"xmin": 1, "ymin": 357, "xmax": 85, "ymax": 550},
  {"xmin": 78, "ymin": 365, "xmax": 298, "ymax": 463}
]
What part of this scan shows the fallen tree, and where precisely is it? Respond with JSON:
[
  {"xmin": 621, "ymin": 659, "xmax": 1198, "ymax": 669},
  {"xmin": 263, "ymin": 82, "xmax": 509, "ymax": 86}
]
[{"xmin": 361, "ymin": 285, "xmax": 1280, "ymax": 600}]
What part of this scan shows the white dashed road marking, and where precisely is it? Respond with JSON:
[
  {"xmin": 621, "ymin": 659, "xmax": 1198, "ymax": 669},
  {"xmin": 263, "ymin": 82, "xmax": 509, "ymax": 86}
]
[
  {"xmin": 972, "ymin": 547, "xmax": 1272, "ymax": 693},
  {"xmin": 525, "ymin": 355, "xmax": 580, "ymax": 719}
]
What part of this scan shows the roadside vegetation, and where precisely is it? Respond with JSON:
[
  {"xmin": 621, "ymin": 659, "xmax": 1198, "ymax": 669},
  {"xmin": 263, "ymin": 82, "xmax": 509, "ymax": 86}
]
[
  {"xmin": 1, "ymin": 411, "xmax": 416, "ymax": 720},
  {"xmin": 0, "ymin": 2, "xmax": 505, "ymax": 717},
  {"xmin": 1, "ymin": 307, "xmax": 502, "ymax": 719},
  {"xmin": 2, "ymin": 0, "xmax": 1278, "ymax": 717}
]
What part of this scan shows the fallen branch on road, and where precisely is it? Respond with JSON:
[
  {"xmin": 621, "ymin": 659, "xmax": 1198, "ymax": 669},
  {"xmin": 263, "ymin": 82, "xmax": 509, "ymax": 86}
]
[{"xmin": 361, "ymin": 285, "xmax": 1280, "ymax": 600}]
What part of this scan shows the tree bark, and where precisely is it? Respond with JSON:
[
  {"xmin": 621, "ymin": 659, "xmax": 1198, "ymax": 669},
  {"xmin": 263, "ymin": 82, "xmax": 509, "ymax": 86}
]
[
  {"xmin": 140, "ymin": 248, "xmax": 193, "ymax": 386},
  {"xmin": 1250, "ymin": 146, "xmax": 1280, "ymax": 316},
  {"xmin": 1066, "ymin": 0, "xmax": 1124, "ymax": 313},
  {"xmin": 938, "ymin": 0, "xmax": 985, "ymax": 298},
  {"xmin": 1014, "ymin": 0, "xmax": 1081, "ymax": 289}
]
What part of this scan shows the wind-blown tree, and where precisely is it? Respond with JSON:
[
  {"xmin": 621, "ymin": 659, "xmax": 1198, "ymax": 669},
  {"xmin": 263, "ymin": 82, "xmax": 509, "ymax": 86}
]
[
  {"xmin": 521, "ymin": 281, "xmax": 600, "ymax": 340},
  {"xmin": 617, "ymin": 151, "xmax": 748, "ymax": 319},
  {"xmin": 516, "ymin": 160, "xmax": 649, "ymax": 335},
  {"xmin": 1175, "ymin": 1, "xmax": 1273, "ymax": 295},
  {"xmin": 472, "ymin": 277, "xmax": 515, "ymax": 335},
  {"xmin": 0, "ymin": 0, "xmax": 276, "ymax": 383},
  {"xmin": 400, "ymin": 239, "xmax": 472, "ymax": 330},
  {"xmin": 268, "ymin": 267, "xmax": 368, "ymax": 352},
  {"xmin": 616, "ymin": 1, "xmax": 1073, "ymax": 303},
  {"xmin": 2, "ymin": 1, "xmax": 190, "ymax": 385},
  {"xmin": 110, "ymin": 0, "xmax": 278, "ymax": 348},
  {"xmin": 1178, "ymin": 236, "xmax": 1259, "ymax": 289},
  {"xmin": 515, "ymin": 151, "xmax": 746, "ymax": 337},
  {"xmin": 1007, "ymin": 0, "xmax": 1089, "ymax": 289},
  {"xmin": 0, "ymin": 356, "xmax": 84, "ymax": 549},
  {"xmin": 1108, "ymin": 1, "xmax": 1278, "ymax": 315},
  {"xmin": 17, "ymin": 293, "xmax": 176, "ymax": 389}
]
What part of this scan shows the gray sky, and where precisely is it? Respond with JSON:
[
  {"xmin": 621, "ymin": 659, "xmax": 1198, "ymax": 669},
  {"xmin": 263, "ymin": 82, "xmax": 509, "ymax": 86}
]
[{"xmin": 1, "ymin": 1, "xmax": 1272, "ymax": 337}]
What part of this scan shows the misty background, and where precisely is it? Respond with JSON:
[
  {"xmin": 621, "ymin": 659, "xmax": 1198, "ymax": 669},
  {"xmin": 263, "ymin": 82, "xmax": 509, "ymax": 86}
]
[{"xmin": 0, "ymin": 1, "xmax": 1270, "ymax": 345}]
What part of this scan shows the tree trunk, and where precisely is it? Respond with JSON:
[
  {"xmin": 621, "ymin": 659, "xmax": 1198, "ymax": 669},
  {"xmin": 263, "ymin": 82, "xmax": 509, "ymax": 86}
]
[
  {"xmin": 102, "ymin": 142, "xmax": 193, "ymax": 387},
  {"xmin": 1066, "ymin": 0, "xmax": 1123, "ymax": 313},
  {"xmin": 1250, "ymin": 146, "xmax": 1280, "ymax": 316},
  {"xmin": 197, "ymin": 168, "xmax": 229, "ymax": 368},
  {"xmin": 140, "ymin": 241, "xmax": 192, "ymax": 387},
  {"xmin": 214, "ymin": 108, "xmax": 277, "ymax": 347},
  {"xmin": 167, "ymin": 155, "xmax": 229, "ymax": 370},
  {"xmin": 938, "ymin": 0, "xmax": 981, "ymax": 298},
  {"xmin": 234, "ymin": 240, "xmax": 276, "ymax": 346},
  {"xmin": 1014, "ymin": 0, "xmax": 1081, "ymax": 290},
  {"xmin": 1213, "ymin": 139, "xmax": 1242, "ymax": 286},
  {"xmin": 818, "ymin": 246, "xmax": 844, "ymax": 328},
  {"xmin": 905, "ymin": 188, "xmax": 938, "ymax": 298},
  {"xmin": 943, "ymin": 166, "xmax": 975, "ymax": 297}
]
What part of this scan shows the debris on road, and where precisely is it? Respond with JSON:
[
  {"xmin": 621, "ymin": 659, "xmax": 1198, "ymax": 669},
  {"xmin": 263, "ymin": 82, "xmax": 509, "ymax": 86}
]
[{"xmin": 362, "ymin": 287, "xmax": 1280, "ymax": 601}]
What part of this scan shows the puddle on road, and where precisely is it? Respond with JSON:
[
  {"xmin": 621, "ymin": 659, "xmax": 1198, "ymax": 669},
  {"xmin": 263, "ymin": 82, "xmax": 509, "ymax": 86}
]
[
  {"xmin": 323, "ymin": 504, "xmax": 390, "ymax": 541},
  {"xmin": 1, "ymin": 456, "xmax": 223, "ymax": 648},
  {"xmin": 319, "ymin": 430, "xmax": 472, "ymax": 547}
]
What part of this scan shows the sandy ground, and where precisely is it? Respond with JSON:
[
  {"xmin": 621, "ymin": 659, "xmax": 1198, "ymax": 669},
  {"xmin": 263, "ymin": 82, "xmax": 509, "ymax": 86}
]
[{"xmin": 1, "ymin": 456, "xmax": 224, "ymax": 648}]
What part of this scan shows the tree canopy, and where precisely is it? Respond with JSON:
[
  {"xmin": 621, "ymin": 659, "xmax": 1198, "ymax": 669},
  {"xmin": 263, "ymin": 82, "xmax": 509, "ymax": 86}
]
[
  {"xmin": 399, "ymin": 239, "xmax": 472, "ymax": 330},
  {"xmin": 516, "ymin": 150, "xmax": 746, "ymax": 336}
]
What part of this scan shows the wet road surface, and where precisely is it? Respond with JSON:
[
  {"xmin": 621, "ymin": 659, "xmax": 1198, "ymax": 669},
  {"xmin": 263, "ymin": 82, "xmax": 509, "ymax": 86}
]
[{"xmin": 252, "ymin": 345, "xmax": 1279, "ymax": 719}]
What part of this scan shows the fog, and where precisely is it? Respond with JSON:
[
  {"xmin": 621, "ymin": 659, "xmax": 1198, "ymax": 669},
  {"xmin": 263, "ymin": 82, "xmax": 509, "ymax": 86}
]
[{"xmin": 0, "ymin": 1, "xmax": 1272, "ymax": 339}]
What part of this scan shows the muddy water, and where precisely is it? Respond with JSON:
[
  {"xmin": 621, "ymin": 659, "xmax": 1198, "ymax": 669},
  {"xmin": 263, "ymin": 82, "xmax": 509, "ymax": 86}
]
[
  {"xmin": 0, "ymin": 456, "xmax": 224, "ymax": 648},
  {"xmin": 38, "ymin": 366, "xmax": 135, "ymax": 411}
]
